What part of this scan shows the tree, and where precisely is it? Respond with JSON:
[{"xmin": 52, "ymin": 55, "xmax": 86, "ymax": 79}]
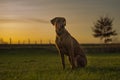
[{"xmin": 92, "ymin": 16, "xmax": 117, "ymax": 43}]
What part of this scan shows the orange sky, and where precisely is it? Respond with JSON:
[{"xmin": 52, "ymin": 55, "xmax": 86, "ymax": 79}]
[{"xmin": 0, "ymin": 0, "xmax": 120, "ymax": 44}]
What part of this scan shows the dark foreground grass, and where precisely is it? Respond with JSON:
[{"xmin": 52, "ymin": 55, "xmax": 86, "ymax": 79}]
[{"xmin": 0, "ymin": 49, "xmax": 120, "ymax": 80}]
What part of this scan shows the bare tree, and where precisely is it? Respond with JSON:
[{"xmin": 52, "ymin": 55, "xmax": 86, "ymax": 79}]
[{"xmin": 92, "ymin": 16, "xmax": 117, "ymax": 43}]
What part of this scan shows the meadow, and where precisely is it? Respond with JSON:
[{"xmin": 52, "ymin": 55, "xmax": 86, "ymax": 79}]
[{"xmin": 0, "ymin": 48, "xmax": 120, "ymax": 80}]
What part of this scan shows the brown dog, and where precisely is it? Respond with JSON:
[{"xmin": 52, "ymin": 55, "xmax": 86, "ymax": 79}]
[{"xmin": 50, "ymin": 17, "xmax": 87, "ymax": 69}]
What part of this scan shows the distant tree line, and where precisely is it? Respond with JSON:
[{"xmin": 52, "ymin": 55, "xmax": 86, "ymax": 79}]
[{"xmin": 0, "ymin": 38, "xmax": 53, "ymax": 44}]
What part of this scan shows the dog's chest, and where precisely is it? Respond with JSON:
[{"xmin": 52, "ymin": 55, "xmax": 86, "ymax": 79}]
[
  {"xmin": 56, "ymin": 37, "xmax": 63, "ymax": 45},
  {"xmin": 56, "ymin": 37, "xmax": 67, "ymax": 49},
  {"xmin": 56, "ymin": 37, "xmax": 69, "ymax": 55}
]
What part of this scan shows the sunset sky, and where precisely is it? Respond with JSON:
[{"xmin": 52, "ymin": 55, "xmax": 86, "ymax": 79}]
[{"xmin": 0, "ymin": 0, "xmax": 120, "ymax": 44}]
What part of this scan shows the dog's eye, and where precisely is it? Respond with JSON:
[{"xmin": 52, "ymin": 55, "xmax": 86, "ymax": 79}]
[{"xmin": 57, "ymin": 20, "xmax": 60, "ymax": 23}]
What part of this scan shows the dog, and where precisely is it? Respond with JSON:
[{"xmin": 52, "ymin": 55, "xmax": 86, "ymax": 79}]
[{"xmin": 50, "ymin": 17, "xmax": 87, "ymax": 69}]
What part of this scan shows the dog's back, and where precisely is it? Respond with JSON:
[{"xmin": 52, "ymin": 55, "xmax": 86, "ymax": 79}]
[{"xmin": 70, "ymin": 36, "xmax": 87, "ymax": 67}]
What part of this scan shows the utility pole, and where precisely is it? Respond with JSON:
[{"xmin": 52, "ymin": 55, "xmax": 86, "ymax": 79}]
[
  {"xmin": 18, "ymin": 40, "xmax": 20, "ymax": 44},
  {"xmin": 40, "ymin": 40, "xmax": 42, "ymax": 44},
  {"xmin": 35, "ymin": 41, "xmax": 37, "ymax": 44},
  {"xmin": 28, "ymin": 38, "xmax": 30, "ymax": 44},
  {"xmin": 9, "ymin": 38, "xmax": 12, "ymax": 44},
  {"xmin": 49, "ymin": 40, "xmax": 51, "ymax": 45},
  {"xmin": 0, "ymin": 38, "xmax": 3, "ymax": 44},
  {"xmin": 23, "ymin": 40, "xmax": 25, "ymax": 44}
]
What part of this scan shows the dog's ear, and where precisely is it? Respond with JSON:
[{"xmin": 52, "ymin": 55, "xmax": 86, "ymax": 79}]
[
  {"xmin": 50, "ymin": 18, "xmax": 57, "ymax": 25},
  {"xmin": 63, "ymin": 18, "xmax": 66, "ymax": 26}
]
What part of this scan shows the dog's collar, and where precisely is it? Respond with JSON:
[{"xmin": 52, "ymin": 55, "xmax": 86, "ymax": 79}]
[
  {"xmin": 56, "ymin": 29, "xmax": 69, "ymax": 37},
  {"xmin": 56, "ymin": 29, "xmax": 65, "ymax": 36}
]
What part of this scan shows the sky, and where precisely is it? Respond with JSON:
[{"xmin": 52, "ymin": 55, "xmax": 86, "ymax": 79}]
[{"xmin": 0, "ymin": 0, "xmax": 120, "ymax": 44}]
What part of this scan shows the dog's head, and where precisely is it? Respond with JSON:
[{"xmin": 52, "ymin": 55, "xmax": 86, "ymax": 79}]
[{"xmin": 50, "ymin": 17, "xmax": 66, "ymax": 30}]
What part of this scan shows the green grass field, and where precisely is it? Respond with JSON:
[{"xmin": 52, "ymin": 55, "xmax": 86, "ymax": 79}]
[{"xmin": 0, "ymin": 49, "xmax": 120, "ymax": 80}]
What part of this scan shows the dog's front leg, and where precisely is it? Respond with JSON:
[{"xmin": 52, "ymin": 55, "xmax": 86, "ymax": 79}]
[
  {"xmin": 60, "ymin": 52, "xmax": 65, "ymax": 69},
  {"xmin": 68, "ymin": 41, "xmax": 76, "ymax": 69}
]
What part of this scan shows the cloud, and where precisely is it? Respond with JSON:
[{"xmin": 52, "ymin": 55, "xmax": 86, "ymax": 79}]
[
  {"xmin": 0, "ymin": 18, "xmax": 49, "ymax": 23},
  {"xmin": 26, "ymin": 18, "xmax": 49, "ymax": 23}
]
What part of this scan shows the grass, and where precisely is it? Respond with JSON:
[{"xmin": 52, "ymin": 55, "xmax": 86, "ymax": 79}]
[{"xmin": 0, "ymin": 48, "xmax": 120, "ymax": 80}]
